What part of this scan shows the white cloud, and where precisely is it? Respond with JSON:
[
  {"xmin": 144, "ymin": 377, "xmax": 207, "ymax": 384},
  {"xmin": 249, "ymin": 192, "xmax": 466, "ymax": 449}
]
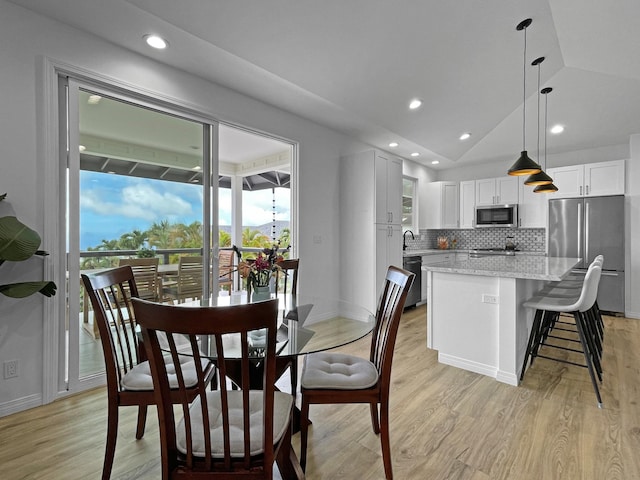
[{"xmin": 81, "ymin": 182, "xmax": 193, "ymax": 221}]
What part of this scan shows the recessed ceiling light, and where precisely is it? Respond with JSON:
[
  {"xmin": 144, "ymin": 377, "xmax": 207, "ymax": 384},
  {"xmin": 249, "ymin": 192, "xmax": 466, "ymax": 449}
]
[
  {"xmin": 389, "ymin": 142, "xmax": 399, "ymax": 148},
  {"xmin": 78, "ymin": 145, "xmax": 86, "ymax": 152},
  {"xmin": 144, "ymin": 34, "xmax": 168, "ymax": 49},
  {"xmin": 550, "ymin": 124, "xmax": 564, "ymax": 134},
  {"xmin": 459, "ymin": 133, "xmax": 471, "ymax": 140},
  {"xmin": 87, "ymin": 95, "xmax": 102, "ymax": 105},
  {"xmin": 409, "ymin": 99, "xmax": 422, "ymax": 110},
  {"xmin": 431, "ymin": 160, "xmax": 440, "ymax": 165},
  {"xmin": 411, "ymin": 152, "xmax": 420, "ymax": 157}
]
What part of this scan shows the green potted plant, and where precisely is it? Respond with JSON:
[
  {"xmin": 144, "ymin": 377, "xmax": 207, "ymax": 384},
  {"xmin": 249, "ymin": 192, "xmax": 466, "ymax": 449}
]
[{"xmin": 0, "ymin": 193, "xmax": 57, "ymax": 298}]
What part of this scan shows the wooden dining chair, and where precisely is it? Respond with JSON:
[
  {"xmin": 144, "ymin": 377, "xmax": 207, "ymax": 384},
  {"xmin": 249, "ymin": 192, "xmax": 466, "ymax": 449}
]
[
  {"xmin": 118, "ymin": 257, "xmax": 160, "ymax": 301},
  {"xmin": 273, "ymin": 258, "xmax": 300, "ymax": 394},
  {"xmin": 131, "ymin": 297, "xmax": 305, "ymax": 480},
  {"xmin": 275, "ymin": 258, "xmax": 299, "ymax": 296},
  {"xmin": 81, "ymin": 266, "xmax": 216, "ymax": 480},
  {"xmin": 218, "ymin": 249, "xmax": 235, "ymax": 292},
  {"xmin": 299, "ymin": 265, "xmax": 414, "ymax": 480},
  {"xmin": 162, "ymin": 255, "xmax": 204, "ymax": 303}
]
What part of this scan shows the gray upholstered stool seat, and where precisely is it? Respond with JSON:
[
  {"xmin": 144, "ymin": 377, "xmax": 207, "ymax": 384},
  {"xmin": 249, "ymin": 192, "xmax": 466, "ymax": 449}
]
[{"xmin": 301, "ymin": 352, "xmax": 379, "ymax": 390}]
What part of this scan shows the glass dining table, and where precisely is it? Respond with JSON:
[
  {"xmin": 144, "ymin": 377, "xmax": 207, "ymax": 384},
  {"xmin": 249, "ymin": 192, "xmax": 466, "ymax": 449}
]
[
  {"xmin": 173, "ymin": 291, "xmax": 376, "ymax": 389},
  {"xmin": 168, "ymin": 291, "xmax": 375, "ymax": 435}
]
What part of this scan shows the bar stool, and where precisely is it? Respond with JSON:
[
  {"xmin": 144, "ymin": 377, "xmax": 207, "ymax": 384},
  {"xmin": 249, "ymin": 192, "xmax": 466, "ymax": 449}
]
[
  {"xmin": 520, "ymin": 262, "xmax": 604, "ymax": 407},
  {"xmin": 538, "ymin": 255, "xmax": 605, "ymax": 345}
]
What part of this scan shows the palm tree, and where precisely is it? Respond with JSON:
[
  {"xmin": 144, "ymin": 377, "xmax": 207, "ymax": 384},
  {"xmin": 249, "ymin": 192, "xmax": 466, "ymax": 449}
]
[
  {"xmin": 181, "ymin": 221, "xmax": 203, "ymax": 248},
  {"xmin": 243, "ymin": 227, "xmax": 270, "ymax": 247},
  {"xmin": 278, "ymin": 227, "xmax": 291, "ymax": 249},
  {"xmin": 147, "ymin": 220, "xmax": 173, "ymax": 249},
  {"xmin": 219, "ymin": 230, "xmax": 231, "ymax": 248},
  {"xmin": 118, "ymin": 229, "xmax": 147, "ymax": 250}
]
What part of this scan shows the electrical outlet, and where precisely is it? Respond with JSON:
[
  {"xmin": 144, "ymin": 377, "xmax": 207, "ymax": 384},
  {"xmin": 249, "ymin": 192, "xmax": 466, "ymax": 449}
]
[
  {"xmin": 482, "ymin": 294, "xmax": 498, "ymax": 304},
  {"xmin": 4, "ymin": 360, "xmax": 19, "ymax": 379}
]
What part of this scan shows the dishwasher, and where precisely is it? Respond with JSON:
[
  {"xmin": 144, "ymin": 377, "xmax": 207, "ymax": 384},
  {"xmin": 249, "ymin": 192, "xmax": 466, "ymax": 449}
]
[{"xmin": 402, "ymin": 256, "xmax": 422, "ymax": 308}]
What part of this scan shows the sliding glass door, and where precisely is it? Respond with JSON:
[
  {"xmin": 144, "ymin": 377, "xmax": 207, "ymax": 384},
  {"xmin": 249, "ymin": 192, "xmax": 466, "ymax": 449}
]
[
  {"xmin": 62, "ymin": 79, "xmax": 215, "ymax": 393},
  {"xmin": 57, "ymin": 76, "xmax": 296, "ymax": 397}
]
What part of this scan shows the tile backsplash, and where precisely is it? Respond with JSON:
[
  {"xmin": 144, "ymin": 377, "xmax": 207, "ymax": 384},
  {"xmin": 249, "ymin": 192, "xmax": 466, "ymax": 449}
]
[{"xmin": 403, "ymin": 228, "xmax": 546, "ymax": 253}]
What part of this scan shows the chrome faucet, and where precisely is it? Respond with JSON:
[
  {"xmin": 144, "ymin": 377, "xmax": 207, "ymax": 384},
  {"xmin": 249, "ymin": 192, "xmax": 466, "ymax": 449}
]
[{"xmin": 403, "ymin": 230, "xmax": 415, "ymax": 251}]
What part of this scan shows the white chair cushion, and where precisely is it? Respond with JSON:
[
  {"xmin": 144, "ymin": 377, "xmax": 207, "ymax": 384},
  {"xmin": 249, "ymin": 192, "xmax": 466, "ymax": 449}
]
[
  {"xmin": 121, "ymin": 356, "xmax": 210, "ymax": 391},
  {"xmin": 300, "ymin": 352, "xmax": 379, "ymax": 390},
  {"xmin": 176, "ymin": 391, "xmax": 294, "ymax": 458}
]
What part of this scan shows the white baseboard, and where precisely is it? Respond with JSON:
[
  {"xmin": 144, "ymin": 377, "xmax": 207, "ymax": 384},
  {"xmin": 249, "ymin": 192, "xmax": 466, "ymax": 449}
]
[
  {"xmin": 0, "ymin": 393, "xmax": 42, "ymax": 418},
  {"xmin": 438, "ymin": 353, "xmax": 497, "ymax": 379},
  {"xmin": 624, "ymin": 310, "xmax": 640, "ymax": 319}
]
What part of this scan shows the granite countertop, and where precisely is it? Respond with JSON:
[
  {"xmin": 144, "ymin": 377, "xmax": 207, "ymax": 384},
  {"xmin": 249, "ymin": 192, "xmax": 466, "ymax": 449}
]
[
  {"xmin": 403, "ymin": 249, "xmax": 545, "ymax": 257},
  {"xmin": 403, "ymin": 249, "xmax": 463, "ymax": 256},
  {"xmin": 421, "ymin": 255, "xmax": 581, "ymax": 281}
]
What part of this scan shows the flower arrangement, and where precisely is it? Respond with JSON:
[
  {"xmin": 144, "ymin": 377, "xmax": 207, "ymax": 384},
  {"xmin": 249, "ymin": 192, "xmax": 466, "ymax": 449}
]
[{"xmin": 236, "ymin": 242, "xmax": 290, "ymax": 294}]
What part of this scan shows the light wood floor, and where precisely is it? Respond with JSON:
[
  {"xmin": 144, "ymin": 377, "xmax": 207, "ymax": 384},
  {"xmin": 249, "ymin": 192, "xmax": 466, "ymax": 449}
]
[{"xmin": 1, "ymin": 305, "xmax": 639, "ymax": 479}]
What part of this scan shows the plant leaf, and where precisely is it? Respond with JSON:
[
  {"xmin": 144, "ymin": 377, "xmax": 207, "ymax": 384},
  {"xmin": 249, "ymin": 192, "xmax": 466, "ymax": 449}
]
[
  {"xmin": 0, "ymin": 281, "xmax": 57, "ymax": 298},
  {"xmin": 0, "ymin": 216, "xmax": 42, "ymax": 261}
]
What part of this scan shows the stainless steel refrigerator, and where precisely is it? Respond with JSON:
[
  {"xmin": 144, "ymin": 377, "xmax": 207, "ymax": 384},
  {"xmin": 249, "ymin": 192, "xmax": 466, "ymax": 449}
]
[{"xmin": 548, "ymin": 195, "xmax": 625, "ymax": 314}]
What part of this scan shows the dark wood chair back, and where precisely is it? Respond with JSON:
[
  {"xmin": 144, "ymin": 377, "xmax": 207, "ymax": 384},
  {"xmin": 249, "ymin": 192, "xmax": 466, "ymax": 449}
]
[
  {"xmin": 275, "ymin": 258, "xmax": 299, "ymax": 295},
  {"xmin": 370, "ymin": 265, "xmax": 415, "ymax": 390},
  {"xmin": 131, "ymin": 297, "xmax": 302, "ymax": 479},
  {"xmin": 82, "ymin": 266, "xmax": 144, "ymax": 381}
]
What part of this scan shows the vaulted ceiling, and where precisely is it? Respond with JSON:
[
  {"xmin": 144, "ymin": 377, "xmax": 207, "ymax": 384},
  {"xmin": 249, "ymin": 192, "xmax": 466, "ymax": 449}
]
[{"xmin": 10, "ymin": 0, "xmax": 640, "ymax": 169}]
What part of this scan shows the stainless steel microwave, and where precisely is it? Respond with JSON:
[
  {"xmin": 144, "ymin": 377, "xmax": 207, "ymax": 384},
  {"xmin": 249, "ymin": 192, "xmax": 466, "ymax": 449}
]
[{"xmin": 474, "ymin": 204, "xmax": 518, "ymax": 228}]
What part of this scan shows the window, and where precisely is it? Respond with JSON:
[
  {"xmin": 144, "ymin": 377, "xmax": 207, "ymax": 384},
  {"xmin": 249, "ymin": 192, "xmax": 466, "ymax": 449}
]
[{"xmin": 402, "ymin": 177, "xmax": 416, "ymax": 232}]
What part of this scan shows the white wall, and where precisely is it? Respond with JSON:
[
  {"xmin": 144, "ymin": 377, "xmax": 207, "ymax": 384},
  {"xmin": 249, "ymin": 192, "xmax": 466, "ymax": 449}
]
[{"xmin": 0, "ymin": 1, "xmax": 372, "ymax": 413}]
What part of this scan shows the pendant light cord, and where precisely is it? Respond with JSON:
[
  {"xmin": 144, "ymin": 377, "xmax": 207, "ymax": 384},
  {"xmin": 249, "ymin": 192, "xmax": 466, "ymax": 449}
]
[
  {"xmin": 537, "ymin": 62, "xmax": 541, "ymax": 161},
  {"xmin": 522, "ymin": 25, "xmax": 527, "ymax": 151},
  {"xmin": 544, "ymin": 91, "xmax": 548, "ymax": 170}
]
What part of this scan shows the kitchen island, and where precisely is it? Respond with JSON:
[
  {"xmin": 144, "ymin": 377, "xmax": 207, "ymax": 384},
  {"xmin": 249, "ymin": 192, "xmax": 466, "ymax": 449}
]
[{"xmin": 424, "ymin": 255, "xmax": 581, "ymax": 386}]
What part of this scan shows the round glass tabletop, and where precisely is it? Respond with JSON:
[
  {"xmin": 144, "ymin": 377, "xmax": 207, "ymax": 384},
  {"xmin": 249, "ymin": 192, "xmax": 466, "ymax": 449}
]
[{"xmin": 175, "ymin": 292, "xmax": 375, "ymax": 359}]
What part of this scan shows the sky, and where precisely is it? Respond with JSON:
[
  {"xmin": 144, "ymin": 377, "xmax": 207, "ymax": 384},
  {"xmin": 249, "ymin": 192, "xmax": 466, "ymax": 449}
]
[{"xmin": 79, "ymin": 171, "xmax": 290, "ymax": 249}]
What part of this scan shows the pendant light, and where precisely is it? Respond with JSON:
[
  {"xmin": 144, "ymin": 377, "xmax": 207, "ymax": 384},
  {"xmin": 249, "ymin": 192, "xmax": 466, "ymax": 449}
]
[
  {"xmin": 533, "ymin": 87, "xmax": 558, "ymax": 193},
  {"xmin": 508, "ymin": 18, "xmax": 541, "ymax": 176},
  {"xmin": 524, "ymin": 56, "xmax": 553, "ymax": 186}
]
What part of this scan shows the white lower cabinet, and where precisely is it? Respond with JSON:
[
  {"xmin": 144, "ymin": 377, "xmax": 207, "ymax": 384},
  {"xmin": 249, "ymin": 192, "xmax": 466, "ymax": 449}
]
[{"xmin": 421, "ymin": 252, "xmax": 467, "ymax": 302}]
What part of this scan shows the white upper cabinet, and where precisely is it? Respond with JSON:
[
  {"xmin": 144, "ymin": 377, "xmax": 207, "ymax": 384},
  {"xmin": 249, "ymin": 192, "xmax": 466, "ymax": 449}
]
[
  {"xmin": 547, "ymin": 160, "xmax": 625, "ymax": 198},
  {"xmin": 475, "ymin": 176, "xmax": 519, "ymax": 206},
  {"xmin": 518, "ymin": 177, "xmax": 547, "ymax": 228},
  {"xmin": 459, "ymin": 180, "xmax": 476, "ymax": 228},
  {"xmin": 424, "ymin": 181, "xmax": 459, "ymax": 229},
  {"xmin": 374, "ymin": 152, "xmax": 403, "ymax": 224}
]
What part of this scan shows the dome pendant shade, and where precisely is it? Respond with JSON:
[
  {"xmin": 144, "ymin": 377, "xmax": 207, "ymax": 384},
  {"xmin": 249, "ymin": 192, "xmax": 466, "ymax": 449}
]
[
  {"xmin": 524, "ymin": 169, "xmax": 553, "ymax": 185},
  {"xmin": 508, "ymin": 151, "xmax": 541, "ymax": 176},
  {"xmin": 533, "ymin": 182, "xmax": 558, "ymax": 193}
]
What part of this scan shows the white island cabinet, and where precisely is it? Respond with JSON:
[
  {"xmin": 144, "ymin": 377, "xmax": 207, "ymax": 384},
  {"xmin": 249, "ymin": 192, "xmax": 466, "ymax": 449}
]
[{"xmin": 424, "ymin": 255, "xmax": 580, "ymax": 386}]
